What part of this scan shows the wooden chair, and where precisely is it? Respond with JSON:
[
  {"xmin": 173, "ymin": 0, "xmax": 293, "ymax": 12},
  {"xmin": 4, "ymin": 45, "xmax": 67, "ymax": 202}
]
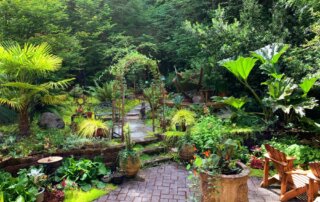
[
  {"xmin": 261, "ymin": 144, "xmax": 310, "ymax": 201},
  {"xmin": 307, "ymin": 162, "xmax": 320, "ymax": 202}
]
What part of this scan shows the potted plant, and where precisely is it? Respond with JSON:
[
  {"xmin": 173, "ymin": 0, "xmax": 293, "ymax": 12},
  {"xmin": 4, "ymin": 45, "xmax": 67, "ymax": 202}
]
[
  {"xmin": 178, "ymin": 130, "xmax": 195, "ymax": 162},
  {"xmin": 191, "ymin": 138, "xmax": 250, "ymax": 202},
  {"xmin": 18, "ymin": 167, "xmax": 48, "ymax": 202},
  {"xmin": 78, "ymin": 119, "xmax": 109, "ymax": 138},
  {"xmin": 171, "ymin": 109, "xmax": 196, "ymax": 132},
  {"xmin": 118, "ymin": 124, "xmax": 141, "ymax": 177}
]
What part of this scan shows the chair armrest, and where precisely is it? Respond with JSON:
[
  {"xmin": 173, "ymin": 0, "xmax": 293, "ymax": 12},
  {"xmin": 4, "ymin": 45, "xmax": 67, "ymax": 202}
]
[
  {"xmin": 264, "ymin": 153, "xmax": 288, "ymax": 166},
  {"xmin": 286, "ymin": 157, "xmax": 296, "ymax": 161},
  {"xmin": 286, "ymin": 169, "xmax": 309, "ymax": 175},
  {"xmin": 308, "ymin": 173, "xmax": 320, "ymax": 181}
]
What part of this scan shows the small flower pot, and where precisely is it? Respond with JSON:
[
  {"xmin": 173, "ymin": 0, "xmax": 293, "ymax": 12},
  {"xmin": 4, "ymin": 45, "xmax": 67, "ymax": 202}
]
[{"xmin": 179, "ymin": 144, "xmax": 195, "ymax": 162}]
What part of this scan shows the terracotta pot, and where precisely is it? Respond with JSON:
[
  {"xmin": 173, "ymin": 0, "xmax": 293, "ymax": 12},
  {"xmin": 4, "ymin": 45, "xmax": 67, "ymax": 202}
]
[
  {"xmin": 86, "ymin": 112, "xmax": 93, "ymax": 118},
  {"xmin": 94, "ymin": 128, "xmax": 106, "ymax": 138},
  {"xmin": 199, "ymin": 162, "xmax": 249, "ymax": 202},
  {"xmin": 179, "ymin": 144, "xmax": 195, "ymax": 162},
  {"xmin": 120, "ymin": 155, "xmax": 141, "ymax": 177}
]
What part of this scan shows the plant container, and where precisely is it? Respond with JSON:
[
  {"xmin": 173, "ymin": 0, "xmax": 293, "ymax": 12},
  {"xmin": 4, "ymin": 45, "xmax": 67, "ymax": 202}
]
[
  {"xmin": 179, "ymin": 143, "xmax": 195, "ymax": 162},
  {"xmin": 199, "ymin": 162, "xmax": 249, "ymax": 202}
]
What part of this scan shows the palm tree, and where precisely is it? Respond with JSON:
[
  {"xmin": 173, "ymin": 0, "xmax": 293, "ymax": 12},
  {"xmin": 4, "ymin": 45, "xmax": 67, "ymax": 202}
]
[{"xmin": 0, "ymin": 42, "xmax": 74, "ymax": 136}]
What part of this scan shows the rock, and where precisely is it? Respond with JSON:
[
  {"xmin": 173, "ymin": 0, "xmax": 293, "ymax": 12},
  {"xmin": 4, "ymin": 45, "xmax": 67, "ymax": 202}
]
[{"xmin": 38, "ymin": 112, "xmax": 65, "ymax": 129}]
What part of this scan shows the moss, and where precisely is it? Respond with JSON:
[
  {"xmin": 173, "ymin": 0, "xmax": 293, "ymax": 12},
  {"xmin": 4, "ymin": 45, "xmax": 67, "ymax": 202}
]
[
  {"xmin": 64, "ymin": 185, "xmax": 117, "ymax": 202},
  {"xmin": 133, "ymin": 144, "xmax": 145, "ymax": 152},
  {"xmin": 140, "ymin": 154, "xmax": 152, "ymax": 161},
  {"xmin": 249, "ymin": 168, "xmax": 276, "ymax": 178}
]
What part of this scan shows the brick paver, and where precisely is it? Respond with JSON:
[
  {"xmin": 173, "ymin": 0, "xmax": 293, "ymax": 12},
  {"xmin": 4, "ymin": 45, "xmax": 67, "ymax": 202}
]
[{"xmin": 96, "ymin": 162, "xmax": 304, "ymax": 202}]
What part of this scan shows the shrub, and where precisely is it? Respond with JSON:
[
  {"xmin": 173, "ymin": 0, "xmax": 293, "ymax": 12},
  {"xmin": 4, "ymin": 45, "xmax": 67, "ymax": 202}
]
[
  {"xmin": 171, "ymin": 109, "xmax": 196, "ymax": 131},
  {"xmin": 190, "ymin": 116, "xmax": 228, "ymax": 152},
  {"xmin": 263, "ymin": 137, "xmax": 320, "ymax": 165},
  {"xmin": 54, "ymin": 158, "xmax": 110, "ymax": 191},
  {"xmin": 78, "ymin": 119, "xmax": 109, "ymax": 138}
]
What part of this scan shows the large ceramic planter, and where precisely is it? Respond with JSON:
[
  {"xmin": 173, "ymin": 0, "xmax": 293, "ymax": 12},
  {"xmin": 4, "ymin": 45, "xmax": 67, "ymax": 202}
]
[
  {"xmin": 119, "ymin": 156, "xmax": 141, "ymax": 177},
  {"xmin": 179, "ymin": 144, "xmax": 195, "ymax": 162},
  {"xmin": 199, "ymin": 162, "xmax": 249, "ymax": 202}
]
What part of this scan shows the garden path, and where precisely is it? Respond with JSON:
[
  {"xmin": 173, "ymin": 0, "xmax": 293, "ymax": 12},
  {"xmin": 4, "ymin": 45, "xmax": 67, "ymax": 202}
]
[
  {"xmin": 96, "ymin": 162, "xmax": 304, "ymax": 202},
  {"xmin": 115, "ymin": 103, "xmax": 152, "ymax": 141}
]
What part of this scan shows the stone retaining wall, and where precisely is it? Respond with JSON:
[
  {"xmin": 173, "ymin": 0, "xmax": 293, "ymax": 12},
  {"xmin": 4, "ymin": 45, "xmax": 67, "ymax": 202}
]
[{"xmin": 0, "ymin": 137, "xmax": 159, "ymax": 174}]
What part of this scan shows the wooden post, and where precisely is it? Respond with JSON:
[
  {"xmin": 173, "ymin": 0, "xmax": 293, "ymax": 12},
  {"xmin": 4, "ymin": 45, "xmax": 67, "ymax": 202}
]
[{"xmin": 121, "ymin": 79, "xmax": 125, "ymax": 142}]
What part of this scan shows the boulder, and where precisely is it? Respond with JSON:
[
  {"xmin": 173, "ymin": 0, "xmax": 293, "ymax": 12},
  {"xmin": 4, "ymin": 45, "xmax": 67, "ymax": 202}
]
[{"xmin": 38, "ymin": 112, "xmax": 65, "ymax": 129}]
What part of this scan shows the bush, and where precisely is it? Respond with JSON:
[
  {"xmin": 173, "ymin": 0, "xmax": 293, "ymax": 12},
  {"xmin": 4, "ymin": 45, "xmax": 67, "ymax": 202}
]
[
  {"xmin": 263, "ymin": 137, "xmax": 320, "ymax": 166},
  {"xmin": 54, "ymin": 158, "xmax": 110, "ymax": 191},
  {"xmin": 190, "ymin": 116, "xmax": 229, "ymax": 152}
]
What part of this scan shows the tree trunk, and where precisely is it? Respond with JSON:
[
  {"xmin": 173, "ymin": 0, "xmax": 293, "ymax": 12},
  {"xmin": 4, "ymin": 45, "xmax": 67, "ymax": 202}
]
[{"xmin": 19, "ymin": 107, "xmax": 30, "ymax": 136}]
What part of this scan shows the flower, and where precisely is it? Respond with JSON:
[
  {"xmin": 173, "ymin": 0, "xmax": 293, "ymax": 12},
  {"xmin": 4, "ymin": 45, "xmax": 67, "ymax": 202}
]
[
  {"xmin": 203, "ymin": 150, "xmax": 211, "ymax": 158},
  {"xmin": 193, "ymin": 146, "xmax": 197, "ymax": 151},
  {"xmin": 61, "ymin": 179, "xmax": 66, "ymax": 187}
]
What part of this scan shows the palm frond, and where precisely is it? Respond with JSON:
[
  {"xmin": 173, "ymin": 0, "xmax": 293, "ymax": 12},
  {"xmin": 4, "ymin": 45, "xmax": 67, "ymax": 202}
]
[
  {"xmin": 1, "ymin": 82, "xmax": 48, "ymax": 93},
  {"xmin": 0, "ymin": 43, "xmax": 62, "ymax": 78},
  {"xmin": 0, "ymin": 97, "xmax": 23, "ymax": 110},
  {"xmin": 41, "ymin": 94, "xmax": 68, "ymax": 105},
  {"xmin": 42, "ymin": 78, "xmax": 75, "ymax": 90}
]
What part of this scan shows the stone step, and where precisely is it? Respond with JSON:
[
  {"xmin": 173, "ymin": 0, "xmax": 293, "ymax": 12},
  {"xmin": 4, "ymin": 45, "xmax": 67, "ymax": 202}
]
[
  {"xmin": 140, "ymin": 146, "xmax": 167, "ymax": 155},
  {"xmin": 142, "ymin": 154, "xmax": 174, "ymax": 167}
]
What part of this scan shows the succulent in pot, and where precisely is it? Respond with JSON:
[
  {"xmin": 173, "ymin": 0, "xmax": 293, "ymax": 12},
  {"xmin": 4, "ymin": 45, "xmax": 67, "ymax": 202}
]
[
  {"xmin": 191, "ymin": 138, "xmax": 249, "ymax": 202},
  {"xmin": 118, "ymin": 124, "xmax": 141, "ymax": 177}
]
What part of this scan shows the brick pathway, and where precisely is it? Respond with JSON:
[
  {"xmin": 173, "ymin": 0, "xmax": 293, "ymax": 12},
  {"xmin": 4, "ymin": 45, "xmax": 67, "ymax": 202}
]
[{"xmin": 96, "ymin": 162, "xmax": 304, "ymax": 202}]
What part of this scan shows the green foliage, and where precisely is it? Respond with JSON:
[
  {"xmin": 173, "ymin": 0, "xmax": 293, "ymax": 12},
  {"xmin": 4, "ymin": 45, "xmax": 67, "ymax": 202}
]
[
  {"xmin": 221, "ymin": 57, "xmax": 257, "ymax": 82},
  {"xmin": 299, "ymin": 75, "xmax": 319, "ymax": 97},
  {"xmin": 192, "ymin": 139, "xmax": 242, "ymax": 176},
  {"xmin": 264, "ymin": 137, "xmax": 320, "ymax": 165},
  {"xmin": 54, "ymin": 158, "xmax": 110, "ymax": 192},
  {"xmin": 213, "ymin": 96, "xmax": 248, "ymax": 110},
  {"xmin": 163, "ymin": 131, "xmax": 185, "ymax": 148},
  {"xmin": 190, "ymin": 116, "xmax": 228, "ymax": 152},
  {"xmin": 89, "ymin": 81, "xmax": 114, "ymax": 102},
  {"xmin": 171, "ymin": 109, "xmax": 196, "ymax": 130},
  {"xmin": 0, "ymin": 42, "xmax": 73, "ymax": 136},
  {"xmin": 0, "ymin": 168, "xmax": 41, "ymax": 202},
  {"xmin": 64, "ymin": 187, "xmax": 117, "ymax": 202},
  {"xmin": 118, "ymin": 123, "xmax": 140, "ymax": 165},
  {"xmin": 78, "ymin": 119, "xmax": 109, "ymax": 138}
]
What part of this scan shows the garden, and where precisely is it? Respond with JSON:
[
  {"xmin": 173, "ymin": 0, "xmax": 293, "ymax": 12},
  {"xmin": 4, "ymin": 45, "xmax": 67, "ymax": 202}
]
[{"xmin": 0, "ymin": 0, "xmax": 320, "ymax": 202}]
